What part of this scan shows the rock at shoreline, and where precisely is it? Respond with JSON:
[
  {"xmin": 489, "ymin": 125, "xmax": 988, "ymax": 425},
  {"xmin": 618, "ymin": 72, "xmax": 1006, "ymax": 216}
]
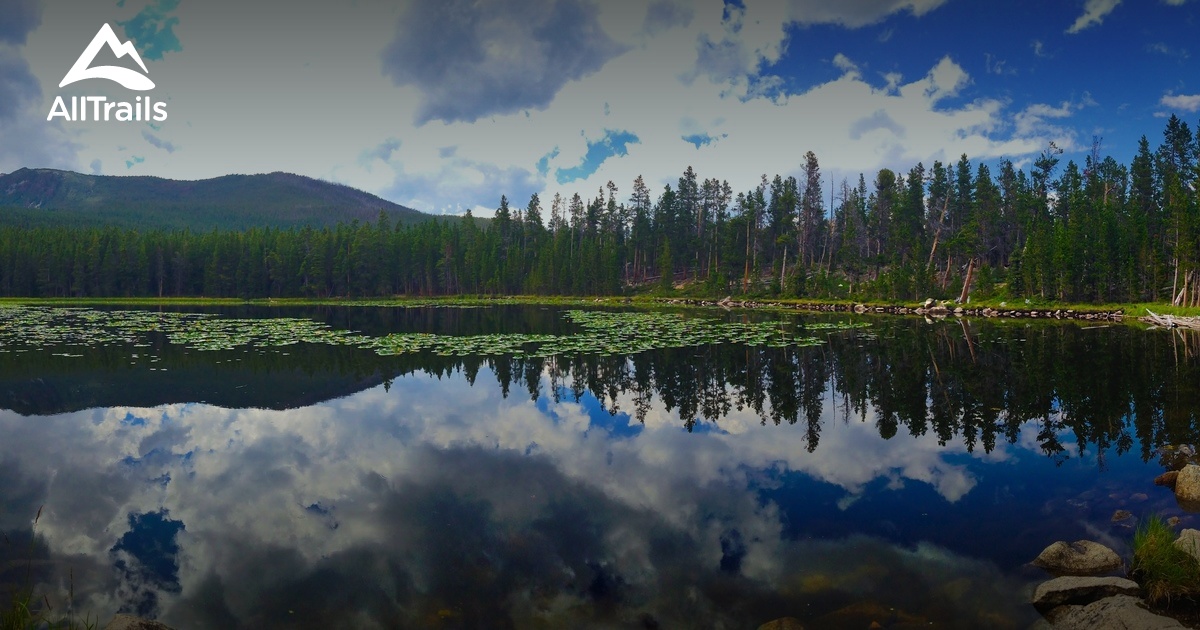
[
  {"xmin": 1032, "ymin": 576, "xmax": 1140, "ymax": 611},
  {"xmin": 1173, "ymin": 529, "xmax": 1200, "ymax": 564},
  {"xmin": 1175, "ymin": 465, "xmax": 1200, "ymax": 511},
  {"xmin": 1045, "ymin": 595, "xmax": 1184, "ymax": 629},
  {"xmin": 1031, "ymin": 540, "xmax": 1123, "ymax": 576},
  {"xmin": 1156, "ymin": 471, "xmax": 1180, "ymax": 489}
]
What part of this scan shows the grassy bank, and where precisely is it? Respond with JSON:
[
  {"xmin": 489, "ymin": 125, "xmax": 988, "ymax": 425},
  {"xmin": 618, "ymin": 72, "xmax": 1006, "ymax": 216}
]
[{"xmin": 2, "ymin": 294, "xmax": 1198, "ymax": 319}]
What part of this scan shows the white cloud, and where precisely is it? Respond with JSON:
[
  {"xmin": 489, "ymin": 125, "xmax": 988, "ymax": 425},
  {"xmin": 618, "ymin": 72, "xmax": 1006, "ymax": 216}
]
[
  {"xmin": 786, "ymin": 0, "xmax": 951, "ymax": 27},
  {"xmin": 380, "ymin": 0, "xmax": 626, "ymax": 125},
  {"xmin": 1161, "ymin": 93, "xmax": 1200, "ymax": 112},
  {"xmin": 1066, "ymin": 0, "xmax": 1122, "ymax": 34},
  {"xmin": 1011, "ymin": 98, "xmax": 1091, "ymax": 149},
  {"xmin": 832, "ymin": 52, "xmax": 859, "ymax": 74},
  {"xmin": 9, "ymin": 0, "xmax": 1071, "ymax": 215}
]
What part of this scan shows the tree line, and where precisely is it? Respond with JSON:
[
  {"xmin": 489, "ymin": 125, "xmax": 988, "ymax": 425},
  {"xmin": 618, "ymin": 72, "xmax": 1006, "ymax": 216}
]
[{"xmin": 2, "ymin": 116, "xmax": 1199, "ymax": 304}]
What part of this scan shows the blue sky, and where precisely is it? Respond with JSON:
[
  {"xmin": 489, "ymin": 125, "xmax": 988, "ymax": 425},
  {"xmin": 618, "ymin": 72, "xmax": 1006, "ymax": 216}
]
[{"xmin": 1, "ymin": 0, "xmax": 1198, "ymax": 215}]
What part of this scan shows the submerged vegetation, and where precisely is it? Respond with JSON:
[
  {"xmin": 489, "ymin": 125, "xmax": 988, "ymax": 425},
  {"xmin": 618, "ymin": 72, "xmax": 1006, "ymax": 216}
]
[{"xmin": 2, "ymin": 118, "xmax": 1200, "ymax": 306}]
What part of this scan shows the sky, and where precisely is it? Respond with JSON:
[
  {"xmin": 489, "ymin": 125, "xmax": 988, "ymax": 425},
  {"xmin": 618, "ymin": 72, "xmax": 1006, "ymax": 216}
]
[{"xmin": 1, "ymin": 0, "xmax": 1199, "ymax": 216}]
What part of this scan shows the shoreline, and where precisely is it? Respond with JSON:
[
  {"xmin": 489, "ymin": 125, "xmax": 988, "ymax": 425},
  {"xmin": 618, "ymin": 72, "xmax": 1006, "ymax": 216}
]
[{"xmin": 1, "ymin": 295, "xmax": 1196, "ymax": 324}]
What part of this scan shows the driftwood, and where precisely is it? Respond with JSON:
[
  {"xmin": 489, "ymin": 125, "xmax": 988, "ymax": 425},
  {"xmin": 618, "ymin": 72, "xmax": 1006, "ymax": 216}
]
[{"xmin": 1143, "ymin": 309, "xmax": 1200, "ymax": 330}]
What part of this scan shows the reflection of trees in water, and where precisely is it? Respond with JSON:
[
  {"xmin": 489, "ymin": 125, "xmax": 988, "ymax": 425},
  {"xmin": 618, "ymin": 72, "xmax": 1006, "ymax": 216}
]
[
  {"xmin": 3, "ymin": 314, "xmax": 1198, "ymax": 461},
  {"xmin": 429, "ymin": 321, "xmax": 1200, "ymax": 462}
]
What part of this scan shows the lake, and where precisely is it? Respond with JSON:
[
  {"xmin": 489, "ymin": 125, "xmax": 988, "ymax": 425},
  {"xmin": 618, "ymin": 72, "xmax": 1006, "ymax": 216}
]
[{"xmin": 1, "ymin": 304, "xmax": 1198, "ymax": 629}]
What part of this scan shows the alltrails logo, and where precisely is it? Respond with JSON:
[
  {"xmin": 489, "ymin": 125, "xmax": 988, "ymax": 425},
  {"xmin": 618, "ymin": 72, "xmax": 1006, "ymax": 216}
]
[{"xmin": 47, "ymin": 23, "xmax": 167, "ymax": 122}]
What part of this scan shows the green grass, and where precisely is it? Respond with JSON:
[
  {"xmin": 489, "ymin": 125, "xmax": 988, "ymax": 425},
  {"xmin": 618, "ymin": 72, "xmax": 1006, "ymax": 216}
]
[
  {"xmin": 1, "ymin": 294, "xmax": 1198, "ymax": 320},
  {"xmin": 1, "ymin": 509, "xmax": 95, "ymax": 630},
  {"xmin": 1131, "ymin": 515, "xmax": 1200, "ymax": 606}
]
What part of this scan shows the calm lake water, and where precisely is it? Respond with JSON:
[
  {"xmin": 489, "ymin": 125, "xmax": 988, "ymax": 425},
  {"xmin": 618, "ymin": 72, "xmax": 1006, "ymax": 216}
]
[{"xmin": 2, "ymin": 305, "xmax": 1199, "ymax": 629}]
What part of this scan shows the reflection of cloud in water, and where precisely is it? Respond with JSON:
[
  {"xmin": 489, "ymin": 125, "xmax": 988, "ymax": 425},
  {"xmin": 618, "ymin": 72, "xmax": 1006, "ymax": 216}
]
[
  {"xmin": 0, "ymin": 369, "xmax": 1038, "ymax": 628},
  {"xmin": 601, "ymin": 379, "xmax": 994, "ymax": 504}
]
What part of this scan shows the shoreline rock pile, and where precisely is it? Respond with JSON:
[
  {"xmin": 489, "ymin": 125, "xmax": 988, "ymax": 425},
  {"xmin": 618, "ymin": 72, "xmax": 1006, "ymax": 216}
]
[{"xmin": 1029, "ymin": 541, "xmax": 1184, "ymax": 628}]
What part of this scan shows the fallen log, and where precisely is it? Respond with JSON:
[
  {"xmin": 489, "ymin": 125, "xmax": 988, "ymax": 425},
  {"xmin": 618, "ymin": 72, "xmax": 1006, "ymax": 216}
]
[{"xmin": 1142, "ymin": 309, "xmax": 1200, "ymax": 330}]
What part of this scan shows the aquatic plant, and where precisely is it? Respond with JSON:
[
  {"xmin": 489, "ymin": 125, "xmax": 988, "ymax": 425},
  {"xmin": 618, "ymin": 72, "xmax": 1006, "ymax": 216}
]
[{"xmin": 0, "ymin": 305, "xmax": 868, "ymax": 359}]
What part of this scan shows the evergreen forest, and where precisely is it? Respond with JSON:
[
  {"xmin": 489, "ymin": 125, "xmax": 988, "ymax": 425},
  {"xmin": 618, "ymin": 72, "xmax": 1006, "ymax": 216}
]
[{"xmin": 3, "ymin": 116, "xmax": 1200, "ymax": 306}]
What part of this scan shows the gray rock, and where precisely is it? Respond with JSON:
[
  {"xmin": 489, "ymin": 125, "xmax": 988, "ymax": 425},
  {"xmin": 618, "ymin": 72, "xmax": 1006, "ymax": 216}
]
[
  {"xmin": 1173, "ymin": 528, "xmax": 1200, "ymax": 564},
  {"xmin": 1044, "ymin": 595, "xmax": 1184, "ymax": 629},
  {"xmin": 103, "ymin": 615, "xmax": 175, "ymax": 630},
  {"xmin": 1031, "ymin": 540, "xmax": 1123, "ymax": 576},
  {"xmin": 1032, "ymin": 576, "xmax": 1140, "ymax": 611},
  {"xmin": 1175, "ymin": 465, "xmax": 1200, "ymax": 511}
]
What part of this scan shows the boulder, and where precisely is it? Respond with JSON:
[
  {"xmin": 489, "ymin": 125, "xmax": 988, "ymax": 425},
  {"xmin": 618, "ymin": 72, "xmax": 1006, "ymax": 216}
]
[
  {"xmin": 1031, "ymin": 576, "xmax": 1140, "ymax": 611},
  {"xmin": 923, "ymin": 298, "xmax": 935, "ymax": 308},
  {"xmin": 103, "ymin": 615, "xmax": 175, "ymax": 630},
  {"xmin": 1043, "ymin": 595, "xmax": 1184, "ymax": 629},
  {"xmin": 1175, "ymin": 465, "xmax": 1200, "ymax": 510},
  {"xmin": 1031, "ymin": 540, "xmax": 1123, "ymax": 576},
  {"xmin": 1112, "ymin": 510, "xmax": 1133, "ymax": 523},
  {"xmin": 1173, "ymin": 528, "xmax": 1200, "ymax": 564},
  {"xmin": 1155, "ymin": 471, "xmax": 1179, "ymax": 489}
]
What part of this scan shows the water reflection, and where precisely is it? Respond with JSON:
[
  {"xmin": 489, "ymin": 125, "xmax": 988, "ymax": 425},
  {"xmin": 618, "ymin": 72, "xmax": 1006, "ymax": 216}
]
[
  {"xmin": 6, "ymin": 314, "xmax": 1199, "ymax": 462},
  {"xmin": 2, "ymin": 310, "xmax": 1198, "ymax": 628},
  {"xmin": 3, "ymin": 369, "xmax": 1057, "ymax": 629}
]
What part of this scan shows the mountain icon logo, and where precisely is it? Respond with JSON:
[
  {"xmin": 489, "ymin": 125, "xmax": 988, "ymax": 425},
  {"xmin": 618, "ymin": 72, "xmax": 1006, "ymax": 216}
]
[{"xmin": 59, "ymin": 23, "xmax": 155, "ymax": 91}]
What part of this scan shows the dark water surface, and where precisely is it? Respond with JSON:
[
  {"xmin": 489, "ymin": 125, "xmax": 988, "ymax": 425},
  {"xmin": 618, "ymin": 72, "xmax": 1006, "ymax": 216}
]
[{"xmin": 2, "ymin": 305, "xmax": 1199, "ymax": 629}]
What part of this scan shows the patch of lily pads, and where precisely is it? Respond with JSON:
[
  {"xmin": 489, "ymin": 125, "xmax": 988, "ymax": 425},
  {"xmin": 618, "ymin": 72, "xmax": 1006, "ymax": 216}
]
[{"xmin": 0, "ymin": 305, "xmax": 868, "ymax": 358}]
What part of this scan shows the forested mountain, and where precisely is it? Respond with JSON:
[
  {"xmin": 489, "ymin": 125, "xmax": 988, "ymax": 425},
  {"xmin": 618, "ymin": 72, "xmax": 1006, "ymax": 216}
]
[
  {"xmin": 1, "ymin": 116, "xmax": 1199, "ymax": 305},
  {"xmin": 0, "ymin": 168, "xmax": 428, "ymax": 229}
]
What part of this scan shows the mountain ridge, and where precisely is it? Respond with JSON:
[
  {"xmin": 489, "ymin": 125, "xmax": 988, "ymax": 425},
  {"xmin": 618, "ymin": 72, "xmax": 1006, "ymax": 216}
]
[{"xmin": 0, "ymin": 167, "xmax": 432, "ymax": 230}]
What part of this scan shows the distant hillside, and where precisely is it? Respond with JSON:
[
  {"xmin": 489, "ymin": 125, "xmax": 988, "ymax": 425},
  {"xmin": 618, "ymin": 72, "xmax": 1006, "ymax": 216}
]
[{"xmin": 0, "ymin": 168, "xmax": 433, "ymax": 230}]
